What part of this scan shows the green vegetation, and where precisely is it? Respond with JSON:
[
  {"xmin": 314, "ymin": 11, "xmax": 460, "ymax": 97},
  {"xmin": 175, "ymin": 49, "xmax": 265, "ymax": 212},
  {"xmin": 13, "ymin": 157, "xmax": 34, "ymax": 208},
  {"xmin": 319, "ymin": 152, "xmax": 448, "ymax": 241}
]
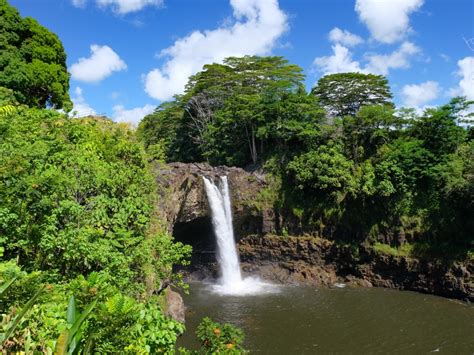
[
  {"xmin": 372, "ymin": 242, "xmax": 413, "ymax": 257},
  {"xmin": 138, "ymin": 56, "xmax": 323, "ymax": 167},
  {"xmin": 0, "ymin": 108, "xmax": 192, "ymax": 352},
  {"xmin": 311, "ymin": 72, "xmax": 394, "ymax": 117},
  {"xmin": 180, "ymin": 317, "xmax": 246, "ymax": 354},
  {"xmin": 0, "ymin": 3, "xmax": 249, "ymax": 352},
  {"xmin": 0, "ymin": 0, "xmax": 471, "ymax": 351},
  {"xmin": 0, "ymin": 0, "xmax": 71, "ymax": 109},
  {"xmin": 140, "ymin": 59, "xmax": 473, "ymax": 258}
]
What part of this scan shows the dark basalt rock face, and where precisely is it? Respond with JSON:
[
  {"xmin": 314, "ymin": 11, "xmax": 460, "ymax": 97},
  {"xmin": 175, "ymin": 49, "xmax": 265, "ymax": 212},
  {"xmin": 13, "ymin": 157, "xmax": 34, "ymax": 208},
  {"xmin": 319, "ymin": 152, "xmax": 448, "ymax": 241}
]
[
  {"xmin": 239, "ymin": 235, "xmax": 474, "ymax": 302},
  {"xmin": 153, "ymin": 162, "xmax": 473, "ymax": 302},
  {"xmin": 153, "ymin": 162, "xmax": 275, "ymax": 267}
]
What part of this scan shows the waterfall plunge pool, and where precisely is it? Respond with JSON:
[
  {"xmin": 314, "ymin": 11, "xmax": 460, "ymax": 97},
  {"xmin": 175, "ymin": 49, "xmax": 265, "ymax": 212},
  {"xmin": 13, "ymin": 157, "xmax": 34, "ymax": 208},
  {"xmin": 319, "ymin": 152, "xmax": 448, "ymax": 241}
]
[
  {"xmin": 178, "ymin": 282, "xmax": 474, "ymax": 354},
  {"xmin": 193, "ymin": 176, "xmax": 473, "ymax": 353}
]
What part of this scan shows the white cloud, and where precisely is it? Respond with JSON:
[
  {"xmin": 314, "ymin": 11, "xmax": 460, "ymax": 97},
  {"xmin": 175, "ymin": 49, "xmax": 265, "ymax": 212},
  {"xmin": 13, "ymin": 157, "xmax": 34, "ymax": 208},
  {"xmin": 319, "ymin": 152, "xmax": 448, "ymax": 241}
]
[
  {"xmin": 70, "ymin": 45, "xmax": 127, "ymax": 83},
  {"xmin": 112, "ymin": 104, "xmax": 155, "ymax": 126},
  {"xmin": 365, "ymin": 41, "xmax": 420, "ymax": 75},
  {"xmin": 71, "ymin": 87, "xmax": 96, "ymax": 117},
  {"xmin": 144, "ymin": 0, "xmax": 288, "ymax": 101},
  {"xmin": 96, "ymin": 0, "xmax": 163, "ymax": 14},
  {"xmin": 72, "ymin": 0, "xmax": 86, "ymax": 8},
  {"xmin": 454, "ymin": 56, "xmax": 474, "ymax": 100},
  {"xmin": 71, "ymin": 0, "xmax": 162, "ymax": 13},
  {"xmin": 440, "ymin": 53, "xmax": 451, "ymax": 62},
  {"xmin": 401, "ymin": 81, "xmax": 440, "ymax": 108},
  {"xmin": 355, "ymin": 0, "xmax": 424, "ymax": 44},
  {"xmin": 328, "ymin": 27, "xmax": 363, "ymax": 47},
  {"xmin": 313, "ymin": 44, "xmax": 363, "ymax": 75},
  {"xmin": 313, "ymin": 41, "xmax": 420, "ymax": 76}
]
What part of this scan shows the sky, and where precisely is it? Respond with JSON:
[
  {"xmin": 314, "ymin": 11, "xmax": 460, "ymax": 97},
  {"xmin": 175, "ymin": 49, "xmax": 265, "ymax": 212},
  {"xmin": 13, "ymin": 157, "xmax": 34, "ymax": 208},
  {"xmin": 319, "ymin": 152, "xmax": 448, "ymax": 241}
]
[{"xmin": 9, "ymin": 0, "xmax": 474, "ymax": 125}]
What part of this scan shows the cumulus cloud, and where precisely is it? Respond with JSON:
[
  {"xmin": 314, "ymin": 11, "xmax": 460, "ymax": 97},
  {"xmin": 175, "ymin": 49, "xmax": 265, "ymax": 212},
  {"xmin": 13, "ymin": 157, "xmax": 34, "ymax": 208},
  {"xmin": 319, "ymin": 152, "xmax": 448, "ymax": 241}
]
[
  {"xmin": 313, "ymin": 41, "xmax": 420, "ymax": 76},
  {"xmin": 71, "ymin": 0, "xmax": 162, "ymax": 14},
  {"xmin": 452, "ymin": 56, "xmax": 474, "ymax": 100},
  {"xmin": 328, "ymin": 27, "xmax": 363, "ymax": 47},
  {"xmin": 144, "ymin": 0, "xmax": 288, "ymax": 101},
  {"xmin": 355, "ymin": 0, "xmax": 424, "ymax": 44},
  {"xmin": 71, "ymin": 87, "xmax": 96, "ymax": 117},
  {"xmin": 365, "ymin": 41, "xmax": 420, "ymax": 75},
  {"xmin": 313, "ymin": 44, "xmax": 363, "ymax": 75},
  {"xmin": 112, "ymin": 104, "xmax": 155, "ymax": 126},
  {"xmin": 401, "ymin": 81, "xmax": 440, "ymax": 108},
  {"xmin": 70, "ymin": 45, "xmax": 127, "ymax": 83}
]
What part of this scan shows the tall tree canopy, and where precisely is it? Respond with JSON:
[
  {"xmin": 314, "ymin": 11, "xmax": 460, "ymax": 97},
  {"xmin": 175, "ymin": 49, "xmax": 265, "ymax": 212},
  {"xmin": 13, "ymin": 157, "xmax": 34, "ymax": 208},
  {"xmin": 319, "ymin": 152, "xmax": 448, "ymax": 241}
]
[
  {"xmin": 140, "ymin": 56, "xmax": 324, "ymax": 166},
  {"xmin": 0, "ymin": 0, "xmax": 71, "ymax": 109},
  {"xmin": 139, "ymin": 56, "xmax": 473, "ymax": 249},
  {"xmin": 312, "ymin": 73, "xmax": 393, "ymax": 117}
]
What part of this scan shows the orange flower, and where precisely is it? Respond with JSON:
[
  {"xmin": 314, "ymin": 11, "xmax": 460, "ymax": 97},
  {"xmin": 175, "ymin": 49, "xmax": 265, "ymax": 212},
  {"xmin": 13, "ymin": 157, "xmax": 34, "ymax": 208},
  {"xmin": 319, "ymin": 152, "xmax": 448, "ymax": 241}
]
[{"xmin": 213, "ymin": 328, "xmax": 221, "ymax": 336}]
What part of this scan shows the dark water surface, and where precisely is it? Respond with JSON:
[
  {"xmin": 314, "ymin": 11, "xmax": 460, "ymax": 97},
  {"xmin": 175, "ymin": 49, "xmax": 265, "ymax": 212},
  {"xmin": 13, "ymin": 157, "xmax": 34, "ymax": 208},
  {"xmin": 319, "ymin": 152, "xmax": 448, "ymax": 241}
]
[{"xmin": 178, "ymin": 282, "xmax": 473, "ymax": 354}]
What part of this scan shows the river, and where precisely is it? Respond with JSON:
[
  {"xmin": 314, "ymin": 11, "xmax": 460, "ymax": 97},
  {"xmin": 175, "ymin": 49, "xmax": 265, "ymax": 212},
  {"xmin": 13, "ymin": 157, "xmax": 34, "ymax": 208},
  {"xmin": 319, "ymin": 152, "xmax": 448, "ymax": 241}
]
[{"xmin": 178, "ymin": 282, "xmax": 473, "ymax": 354}]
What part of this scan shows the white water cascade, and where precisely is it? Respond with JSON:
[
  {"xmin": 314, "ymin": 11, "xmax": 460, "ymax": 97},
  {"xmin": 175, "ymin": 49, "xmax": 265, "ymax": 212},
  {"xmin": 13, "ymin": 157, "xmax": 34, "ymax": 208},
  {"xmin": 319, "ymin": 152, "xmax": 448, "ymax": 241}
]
[{"xmin": 203, "ymin": 176, "xmax": 276, "ymax": 296}]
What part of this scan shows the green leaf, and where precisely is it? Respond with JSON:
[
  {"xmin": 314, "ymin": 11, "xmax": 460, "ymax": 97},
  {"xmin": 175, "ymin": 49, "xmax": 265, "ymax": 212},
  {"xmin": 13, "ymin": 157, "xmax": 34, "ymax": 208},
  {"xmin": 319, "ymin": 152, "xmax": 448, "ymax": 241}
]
[
  {"xmin": 54, "ymin": 330, "xmax": 69, "ymax": 355},
  {"xmin": 1, "ymin": 286, "xmax": 44, "ymax": 345},
  {"xmin": 66, "ymin": 295, "xmax": 76, "ymax": 324},
  {"xmin": 0, "ymin": 276, "xmax": 17, "ymax": 297},
  {"xmin": 67, "ymin": 299, "xmax": 97, "ymax": 347}
]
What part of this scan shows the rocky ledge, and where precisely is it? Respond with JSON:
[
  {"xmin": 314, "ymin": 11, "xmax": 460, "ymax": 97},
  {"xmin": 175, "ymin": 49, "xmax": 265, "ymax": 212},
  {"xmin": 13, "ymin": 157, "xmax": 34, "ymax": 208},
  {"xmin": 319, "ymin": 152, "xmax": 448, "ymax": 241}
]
[
  {"xmin": 239, "ymin": 235, "xmax": 473, "ymax": 302},
  {"xmin": 154, "ymin": 162, "xmax": 275, "ymax": 235}
]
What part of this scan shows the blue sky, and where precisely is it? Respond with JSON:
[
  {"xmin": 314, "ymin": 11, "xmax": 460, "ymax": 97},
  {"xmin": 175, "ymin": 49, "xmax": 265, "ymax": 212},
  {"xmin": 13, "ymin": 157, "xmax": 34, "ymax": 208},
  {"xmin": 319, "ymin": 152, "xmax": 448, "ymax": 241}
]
[{"xmin": 9, "ymin": 0, "xmax": 474, "ymax": 124}]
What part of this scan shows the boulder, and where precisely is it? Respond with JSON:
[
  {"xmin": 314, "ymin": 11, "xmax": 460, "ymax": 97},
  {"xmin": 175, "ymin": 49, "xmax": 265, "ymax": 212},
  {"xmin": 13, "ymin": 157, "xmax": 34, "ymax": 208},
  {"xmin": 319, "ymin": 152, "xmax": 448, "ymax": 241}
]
[{"xmin": 163, "ymin": 287, "xmax": 185, "ymax": 324}]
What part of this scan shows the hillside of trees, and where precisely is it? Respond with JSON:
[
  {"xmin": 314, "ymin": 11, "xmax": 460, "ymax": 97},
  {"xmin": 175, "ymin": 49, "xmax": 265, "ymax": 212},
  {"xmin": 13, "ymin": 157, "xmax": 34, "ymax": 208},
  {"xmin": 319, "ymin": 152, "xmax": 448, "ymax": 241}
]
[{"xmin": 139, "ymin": 56, "xmax": 473, "ymax": 255}]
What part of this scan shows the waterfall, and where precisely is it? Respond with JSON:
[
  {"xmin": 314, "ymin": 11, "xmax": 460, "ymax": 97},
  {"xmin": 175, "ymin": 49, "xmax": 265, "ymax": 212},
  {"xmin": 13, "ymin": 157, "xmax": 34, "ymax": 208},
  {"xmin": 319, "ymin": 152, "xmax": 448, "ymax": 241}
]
[
  {"xmin": 202, "ymin": 176, "xmax": 276, "ymax": 296},
  {"xmin": 202, "ymin": 176, "xmax": 242, "ymax": 286}
]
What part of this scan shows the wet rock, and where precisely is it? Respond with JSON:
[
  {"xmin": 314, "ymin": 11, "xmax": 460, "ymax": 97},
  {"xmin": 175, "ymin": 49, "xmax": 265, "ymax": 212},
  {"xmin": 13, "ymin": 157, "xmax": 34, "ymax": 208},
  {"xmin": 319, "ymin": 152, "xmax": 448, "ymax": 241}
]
[
  {"xmin": 163, "ymin": 287, "xmax": 185, "ymax": 323},
  {"xmin": 238, "ymin": 234, "xmax": 473, "ymax": 301},
  {"xmin": 153, "ymin": 162, "xmax": 275, "ymax": 239}
]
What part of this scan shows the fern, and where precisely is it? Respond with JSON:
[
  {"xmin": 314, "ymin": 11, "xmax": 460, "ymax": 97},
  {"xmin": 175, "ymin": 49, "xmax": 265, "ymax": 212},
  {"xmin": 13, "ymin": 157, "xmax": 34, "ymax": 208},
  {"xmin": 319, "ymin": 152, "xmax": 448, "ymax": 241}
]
[
  {"xmin": 0, "ymin": 105, "xmax": 16, "ymax": 117},
  {"xmin": 105, "ymin": 294, "xmax": 135, "ymax": 315}
]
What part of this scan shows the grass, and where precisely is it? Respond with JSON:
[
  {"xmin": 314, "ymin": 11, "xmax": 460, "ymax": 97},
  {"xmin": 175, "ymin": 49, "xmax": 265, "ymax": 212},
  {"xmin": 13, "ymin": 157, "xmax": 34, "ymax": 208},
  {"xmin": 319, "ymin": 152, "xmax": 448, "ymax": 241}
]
[
  {"xmin": 372, "ymin": 242, "xmax": 414, "ymax": 257},
  {"xmin": 372, "ymin": 241, "xmax": 473, "ymax": 263}
]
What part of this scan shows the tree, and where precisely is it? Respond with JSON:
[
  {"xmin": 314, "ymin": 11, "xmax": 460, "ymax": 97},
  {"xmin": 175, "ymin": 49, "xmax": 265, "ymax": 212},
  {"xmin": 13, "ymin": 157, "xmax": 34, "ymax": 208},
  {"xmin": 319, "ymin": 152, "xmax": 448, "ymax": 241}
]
[
  {"xmin": 137, "ymin": 101, "xmax": 184, "ymax": 161},
  {"xmin": 175, "ymin": 56, "xmax": 307, "ymax": 166},
  {"xmin": 287, "ymin": 143, "xmax": 356, "ymax": 197},
  {"xmin": 411, "ymin": 97, "xmax": 469, "ymax": 159},
  {"xmin": 0, "ymin": 0, "xmax": 71, "ymax": 110},
  {"xmin": 342, "ymin": 105, "xmax": 398, "ymax": 163},
  {"xmin": 312, "ymin": 73, "xmax": 393, "ymax": 117}
]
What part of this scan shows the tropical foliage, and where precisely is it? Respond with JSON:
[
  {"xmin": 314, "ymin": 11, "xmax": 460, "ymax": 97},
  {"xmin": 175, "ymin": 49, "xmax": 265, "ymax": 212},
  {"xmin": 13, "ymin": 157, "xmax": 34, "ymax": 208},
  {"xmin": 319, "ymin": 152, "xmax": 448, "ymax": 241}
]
[
  {"xmin": 0, "ymin": 0, "xmax": 71, "ymax": 109},
  {"xmin": 140, "ymin": 61, "xmax": 473, "ymax": 256},
  {"xmin": 0, "ymin": 108, "xmax": 191, "ymax": 353}
]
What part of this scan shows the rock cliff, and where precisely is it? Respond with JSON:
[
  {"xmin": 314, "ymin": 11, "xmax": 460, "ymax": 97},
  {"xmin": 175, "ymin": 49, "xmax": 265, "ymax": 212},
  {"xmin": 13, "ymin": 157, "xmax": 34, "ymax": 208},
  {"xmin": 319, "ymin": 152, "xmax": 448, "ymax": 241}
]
[
  {"xmin": 153, "ymin": 162, "xmax": 473, "ymax": 302},
  {"xmin": 239, "ymin": 235, "xmax": 473, "ymax": 302},
  {"xmin": 153, "ymin": 162, "xmax": 275, "ymax": 266}
]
